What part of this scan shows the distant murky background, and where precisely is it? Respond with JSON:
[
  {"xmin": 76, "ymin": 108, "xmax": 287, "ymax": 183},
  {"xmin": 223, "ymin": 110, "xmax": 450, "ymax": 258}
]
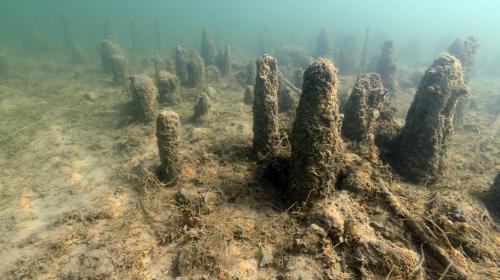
[{"xmin": 1, "ymin": 0, "xmax": 500, "ymax": 73}]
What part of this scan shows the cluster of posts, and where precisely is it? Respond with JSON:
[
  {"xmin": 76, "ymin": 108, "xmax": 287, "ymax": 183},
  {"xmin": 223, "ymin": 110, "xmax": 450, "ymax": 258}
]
[
  {"xmin": 252, "ymin": 51, "xmax": 468, "ymax": 203},
  {"xmin": 96, "ymin": 21, "xmax": 477, "ymax": 201},
  {"xmin": 99, "ymin": 25, "xmax": 233, "ymax": 183}
]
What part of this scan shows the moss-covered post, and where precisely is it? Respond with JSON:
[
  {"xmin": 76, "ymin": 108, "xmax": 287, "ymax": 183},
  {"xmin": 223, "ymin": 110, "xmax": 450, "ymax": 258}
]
[
  {"xmin": 252, "ymin": 55, "xmax": 280, "ymax": 157},
  {"xmin": 289, "ymin": 58, "xmax": 345, "ymax": 202},
  {"xmin": 393, "ymin": 54, "xmax": 468, "ymax": 183},
  {"xmin": 156, "ymin": 110, "xmax": 181, "ymax": 184}
]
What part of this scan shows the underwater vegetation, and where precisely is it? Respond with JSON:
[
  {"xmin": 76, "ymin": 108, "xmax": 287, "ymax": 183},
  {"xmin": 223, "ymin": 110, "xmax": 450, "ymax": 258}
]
[{"xmin": 0, "ymin": 1, "xmax": 499, "ymax": 279}]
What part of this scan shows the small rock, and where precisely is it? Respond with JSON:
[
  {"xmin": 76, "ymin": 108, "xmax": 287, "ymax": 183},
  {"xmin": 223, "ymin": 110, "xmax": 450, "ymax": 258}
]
[
  {"xmin": 82, "ymin": 92, "xmax": 97, "ymax": 101},
  {"xmin": 258, "ymin": 245, "xmax": 273, "ymax": 267},
  {"xmin": 309, "ymin": 203, "xmax": 345, "ymax": 241},
  {"xmin": 174, "ymin": 185, "xmax": 216, "ymax": 214},
  {"xmin": 204, "ymin": 86, "xmax": 217, "ymax": 99},
  {"xmin": 294, "ymin": 224, "xmax": 330, "ymax": 255}
]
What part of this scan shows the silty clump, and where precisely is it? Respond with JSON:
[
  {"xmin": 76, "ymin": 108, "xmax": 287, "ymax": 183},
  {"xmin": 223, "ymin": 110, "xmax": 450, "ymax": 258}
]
[
  {"xmin": 156, "ymin": 110, "xmax": 181, "ymax": 184},
  {"xmin": 187, "ymin": 52, "xmax": 206, "ymax": 88},
  {"xmin": 216, "ymin": 45, "xmax": 232, "ymax": 76},
  {"xmin": 289, "ymin": 58, "xmax": 345, "ymax": 203},
  {"xmin": 192, "ymin": 93, "xmax": 211, "ymax": 122},
  {"xmin": 342, "ymin": 73, "xmax": 390, "ymax": 143},
  {"xmin": 201, "ymin": 27, "xmax": 217, "ymax": 66},
  {"xmin": 243, "ymin": 85, "xmax": 254, "ymax": 105},
  {"xmin": 376, "ymin": 40, "xmax": 399, "ymax": 93},
  {"xmin": 157, "ymin": 71, "xmax": 180, "ymax": 105},
  {"xmin": 392, "ymin": 54, "xmax": 468, "ymax": 183},
  {"xmin": 175, "ymin": 45, "xmax": 189, "ymax": 86},
  {"xmin": 130, "ymin": 75, "xmax": 158, "ymax": 122},
  {"xmin": 101, "ymin": 40, "xmax": 122, "ymax": 73},
  {"xmin": 253, "ymin": 55, "xmax": 280, "ymax": 157},
  {"xmin": 337, "ymin": 34, "xmax": 360, "ymax": 75},
  {"xmin": 111, "ymin": 54, "xmax": 128, "ymax": 86},
  {"xmin": 315, "ymin": 29, "xmax": 332, "ymax": 58}
]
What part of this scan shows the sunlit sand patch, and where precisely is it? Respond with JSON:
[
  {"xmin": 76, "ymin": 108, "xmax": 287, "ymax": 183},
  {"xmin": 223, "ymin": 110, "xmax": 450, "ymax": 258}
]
[
  {"xmin": 13, "ymin": 190, "xmax": 46, "ymax": 242},
  {"xmin": 102, "ymin": 194, "xmax": 128, "ymax": 218},
  {"xmin": 47, "ymin": 124, "xmax": 64, "ymax": 145},
  {"xmin": 180, "ymin": 162, "xmax": 195, "ymax": 179},
  {"xmin": 67, "ymin": 169, "xmax": 83, "ymax": 185},
  {"xmin": 48, "ymin": 155, "xmax": 64, "ymax": 168},
  {"xmin": 18, "ymin": 190, "xmax": 33, "ymax": 212},
  {"xmin": 84, "ymin": 167, "xmax": 108, "ymax": 186},
  {"xmin": 0, "ymin": 95, "xmax": 35, "ymax": 112},
  {"xmin": 66, "ymin": 158, "xmax": 89, "ymax": 185},
  {"xmin": 227, "ymin": 243, "xmax": 258, "ymax": 278}
]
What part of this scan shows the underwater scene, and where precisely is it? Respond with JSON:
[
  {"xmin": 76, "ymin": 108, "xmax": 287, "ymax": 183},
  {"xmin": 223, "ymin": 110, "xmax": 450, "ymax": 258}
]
[{"xmin": 0, "ymin": 0, "xmax": 499, "ymax": 279}]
